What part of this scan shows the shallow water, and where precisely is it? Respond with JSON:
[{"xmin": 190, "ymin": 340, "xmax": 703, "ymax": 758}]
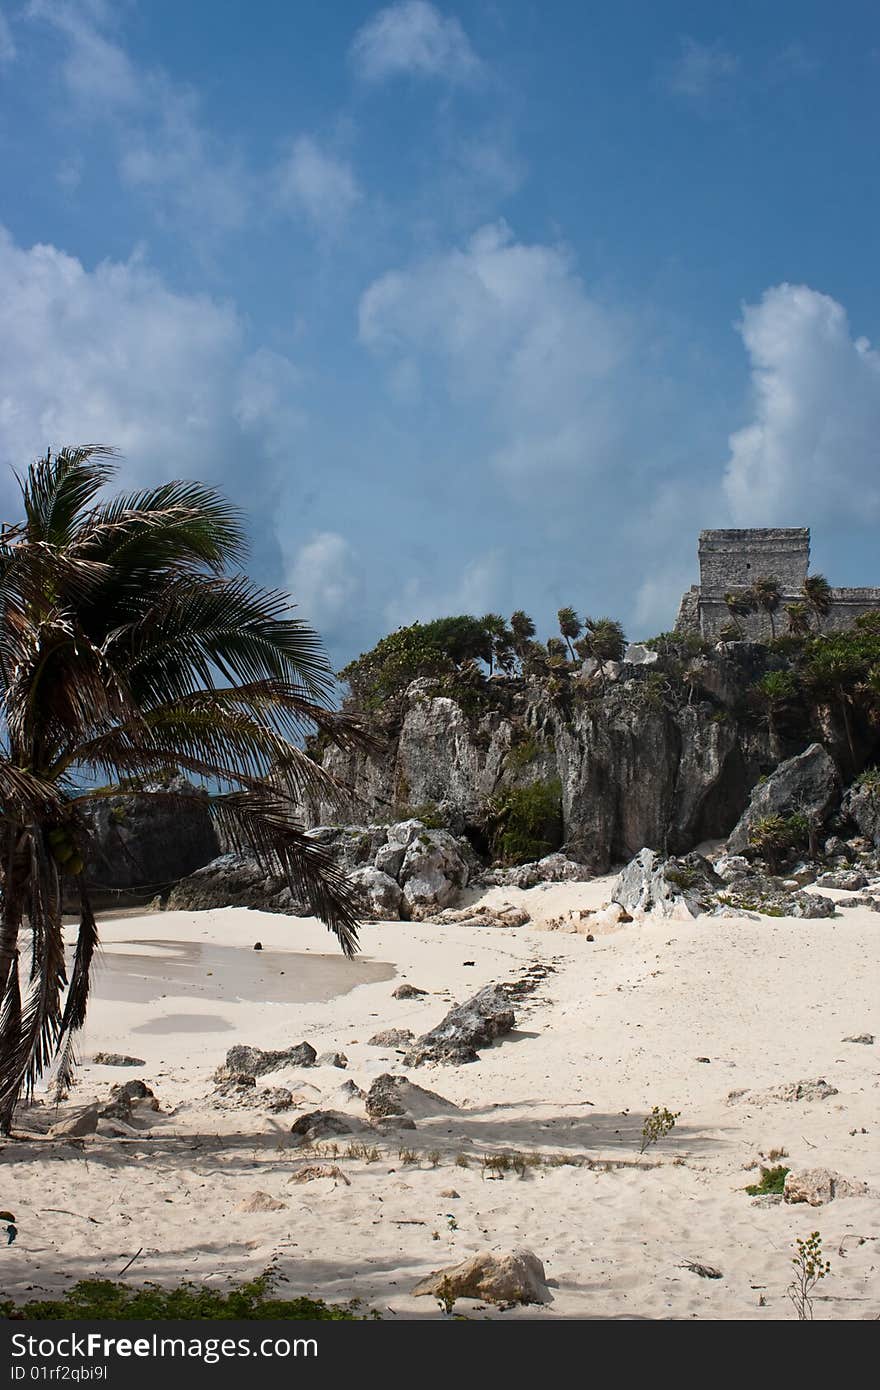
[{"xmin": 86, "ymin": 938, "xmax": 395, "ymax": 1006}]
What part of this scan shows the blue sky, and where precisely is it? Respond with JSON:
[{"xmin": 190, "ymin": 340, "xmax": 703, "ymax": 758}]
[{"xmin": 1, "ymin": 1, "xmax": 879, "ymax": 665}]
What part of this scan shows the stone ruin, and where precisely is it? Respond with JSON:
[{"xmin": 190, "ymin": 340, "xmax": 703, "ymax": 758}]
[{"xmin": 676, "ymin": 528, "xmax": 880, "ymax": 641}]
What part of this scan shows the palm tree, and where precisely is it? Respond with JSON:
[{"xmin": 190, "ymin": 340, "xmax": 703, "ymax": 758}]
[
  {"xmin": 785, "ymin": 602, "xmax": 812, "ymax": 637},
  {"xmin": 509, "ymin": 610, "xmax": 536, "ymax": 668},
  {"xmin": 803, "ymin": 573, "xmax": 833, "ymax": 632},
  {"xmin": 556, "ymin": 607, "xmax": 582, "ymax": 660},
  {"xmin": 723, "ymin": 589, "xmax": 752, "ymax": 638},
  {"xmin": 581, "ymin": 616, "xmax": 626, "ymax": 682},
  {"xmin": 0, "ymin": 447, "xmax": 368, "ymax": 1129},
  {"xmin": 750, "ymin": 576, "xmax": 782, "ymax": 639},
  {"xmin": 479, "ymin": 613, "xmax": 514, "ymax": 675}
]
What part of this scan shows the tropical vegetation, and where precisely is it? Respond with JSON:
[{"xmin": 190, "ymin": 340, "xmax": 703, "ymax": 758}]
[{"xmin": 0, "ymin": 446, "xmax": 368, "ymax": 1129}]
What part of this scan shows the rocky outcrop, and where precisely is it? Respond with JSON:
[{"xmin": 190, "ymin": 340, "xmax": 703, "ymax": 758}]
[
  {"xmin": 165, "ymin": 853, "xmax": 304, "ymax": 914},
  {"xmin": 80, "ymin": 778, "xmax": 219, "ymax": 893},
  {"xmin": 612, "ymin": 849, "xmax": 722, "ymax": 918},
  {"xmin": 167, "ymin": 819, "xmax": 473, "ymax": 920},
  {"xmin": 726, "ymin": 744, "xmax": 839, "ymax": 854},
  {"xmin": 310, "ymin": 655, "xmax": 776, "ymax": 874},
  {"xmin": 842, "ymin": 779, "xmax": 880, "ymax": 848},
  {"xmin": 403, "ymin": 984, "xmax": 516, "ymax": 1066}
]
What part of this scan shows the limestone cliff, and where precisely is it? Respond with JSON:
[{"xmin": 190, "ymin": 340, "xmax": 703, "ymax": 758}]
[{"xmin": 307, "ymin": 649, "xmax": 778, "ymax": 873}]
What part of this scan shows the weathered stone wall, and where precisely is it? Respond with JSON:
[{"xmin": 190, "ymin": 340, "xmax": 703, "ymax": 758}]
[
  {"xmin": 698, "ymin": 528, "xmax": 810, "ymax": 593},
  {"xmin": 675, "ymin": 529, "xmax": 880, "ymax": 639}
]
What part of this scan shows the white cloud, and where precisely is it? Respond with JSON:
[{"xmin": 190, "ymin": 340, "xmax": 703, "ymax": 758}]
[
  {"xmin": 28, "ymin": 1, "xmax": 248, "ymax": 239},
  {"xmin": 350, "ymin": 0, "xmax": 482, "ymax": 85},
  {"xmin": 275, "ymin": 136, "xmax": 362, "ymax": 239},
  {"xmin": 0, "ymin": 227, "xmax": 304, "ymax": 523},
  {"xmin": 287, "ymin": 531, "xmax": 360, "ymax": 631},
  {"xmin": 0, "ymin": 8, "xmax": 17, "ymax": 64},
  {"xmin": 723, "ymin": 283, "xmax": 880, "ymax": 526},
  {"xmin": 359, "ymin": 221, "xmax": 629, "ymax": 483},
  {"xmin": 664, "ymin": 36, "xmax": 739, "ymax": 98}
]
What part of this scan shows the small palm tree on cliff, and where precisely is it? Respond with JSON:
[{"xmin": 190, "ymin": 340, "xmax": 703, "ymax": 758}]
[
  {"xmin": 724, "ymin": 589, "xmax": 752, "ymax": 638},
  {"xmin": 557, "ymin": 607, "xmax": 582, "ymax": 660},
  {"xmin": 0, "ymin": 446, "xmax": 367, "ymax": 1130},
  {"xmin": 509, "ymin": 610, "xmax": 536, "ymax": 668},
  {"xmin": 803, "ymin": 573, "xmax": 833, "ymax": 632},
  {"xmin": 480, "ymin": 613, "xmax": 514, "ymax": 675},
  {"xmin": 785, "ymin": 602, "xmax": 812, "ymax": 637},
  {"xmin": 580, "ymin": 616, "xmax": 626, "ymax": 682},
  {"xmin": 750, "ymin": 576, "xmax": 782, "ymax": 639}
]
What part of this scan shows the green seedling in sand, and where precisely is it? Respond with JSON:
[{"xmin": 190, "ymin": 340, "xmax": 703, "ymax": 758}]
[
  {"xmin": 745, "ymin": 1165, "xmax": 789, "ymax": 1196},
  {"xmin": 639, "ymin": 1106, "xmax": 680, "ymax": 1154},
  {"xmin": 788, "ymin": 1232, "xmax": 831, "ymax": 1321}
]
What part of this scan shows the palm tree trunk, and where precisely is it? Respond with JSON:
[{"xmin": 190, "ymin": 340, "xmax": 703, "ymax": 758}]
[{"xmin": 0, "ymin": 829, "xmax": 29, "ymax": 1133}]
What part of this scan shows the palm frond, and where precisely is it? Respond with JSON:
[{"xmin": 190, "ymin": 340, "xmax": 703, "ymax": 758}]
[
  {"xmin": 17, "ymin": 447, "xmax": 117, "ymax": 548},
  {"xmin": 73, "ymin": 481, "xmax": 248, "ymax": 573},
  {"xmin": 210, "ymin": 788, "xmax": 361, "ymax": 956}
]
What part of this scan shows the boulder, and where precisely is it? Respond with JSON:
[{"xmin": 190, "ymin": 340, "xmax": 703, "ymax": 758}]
[
  {"xmin": 403, "ymin": 984, "xmax": 516, "ymax": 1066},
  {"xmin": 289, "ymin": 1110, "xmax": 359, "ymax": 1141},
  {"xmin": 48, "ymin": 1104, "xmax": 100, "ymax": 1138},
  {"xmin": 365, "ymin": 1073, "xmax": 457, "ymax": 1121},
  {"xmin": 612, "ymin": 849, "xmax": 722, "ymax": 918},
  {"xmin": 166, "ymin": 853, "xmax": 302, "ymax": 914},
  {"xmin": 727, "ymin": 744, "xmax": 839, "ymax": 854},
  {"xmin": 398, "ymin": 829, "xmax": 470, "ymax": 919},
  {"xmin": 815, "ymin": 869, "xmax": 868, "ymax": 891},
  {"xmin": 316, "ymin": 1051, "xmax": 348, "ymax": 1068},
  {"xmin": 347, "ymin": 866, "xmax": 403, "ymax": 920},
  {"xmin": 477, "ymin": 855, "xmax": 593, "ymax": 889},
  {"xmin": 842, "ymin": 779, "xmax": 880, "ymax": 848},
  {"xmin": 783, "ymin": 1168, "xmax": 869, "ymax": 1206},
  {"xmin": 412, "ymin": 1248, "xmax": 551, "ymax": 1306},
  {"xmin": 220, "ymin": 1042, "xmax": 316, "ymax": 1078},
  {"xmin": 623, "ymin": 643, "xmax": 659, "ymax": 666}
]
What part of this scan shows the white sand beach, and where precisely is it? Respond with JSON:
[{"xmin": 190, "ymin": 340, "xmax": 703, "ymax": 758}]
[{"xmin": 3, "ymin": 878, "xmax": 878, "ymax": 1320}]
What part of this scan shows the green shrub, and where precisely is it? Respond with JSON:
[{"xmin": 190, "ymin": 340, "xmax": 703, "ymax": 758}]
[
  {"xmin": 747, "ymin": 813, "xmax": 808, "ymax": 867},
  {"xmin": 0, "ymin": 1274, "xmax": 363, "ymax": 1320},
  {"xmin": 745, "ymin": 1164, "xmax": 790, "ymax": 1196},
  {"xmin": 486, "ymin": 778, "xmax": 563, "ymax": 864}
]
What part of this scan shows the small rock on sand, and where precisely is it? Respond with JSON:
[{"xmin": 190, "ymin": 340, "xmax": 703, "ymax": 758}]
[
  {"xmin": 842, "ymin": 1033, "xmax": 874, "ymax": 1045},
  {"xmin": 392, "ymin": 984, "xmax": 427, "ymax": 999},
  {"xmin": 236, "ymin": 1191, "xmax": 286, "ymax": 1213},
  {"xmin": 93, "ymin": 1053, "xmax": 145, "ymax": 1067},
  {"xmin": 367, "ymin": 1029, "xmax": 414, "ymax": 1048},
  {"xmin": 289, "ymin": 1110, "xmax": 358, "ymax": 1141},
  {"xmin": 289, "ymin": 1164, "xmax": 351, "ymax": 1186}
]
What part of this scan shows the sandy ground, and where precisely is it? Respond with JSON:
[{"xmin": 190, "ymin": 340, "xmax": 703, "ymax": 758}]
[{"xmin": 2, "ymin": 875, "xmax": 878, "ymax": 1321}]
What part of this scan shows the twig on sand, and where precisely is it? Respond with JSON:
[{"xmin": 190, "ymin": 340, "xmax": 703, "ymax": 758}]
[
  {"xmin": 677, "ymin": 1258, "xmax": 722, "ymax": 1279},
  {"xmin": 43, "ymin": 1209, "xmax": 101, "ymax": 1224},
  {"xmin": 118, "ymin": 1248, "xmax": 144, "ymax": 1277}
]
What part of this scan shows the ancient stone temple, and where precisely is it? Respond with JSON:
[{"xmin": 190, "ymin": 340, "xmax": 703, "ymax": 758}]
[{"xmin": 676, "ymin": 528, "xmax": 880, "ymax": 640}]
